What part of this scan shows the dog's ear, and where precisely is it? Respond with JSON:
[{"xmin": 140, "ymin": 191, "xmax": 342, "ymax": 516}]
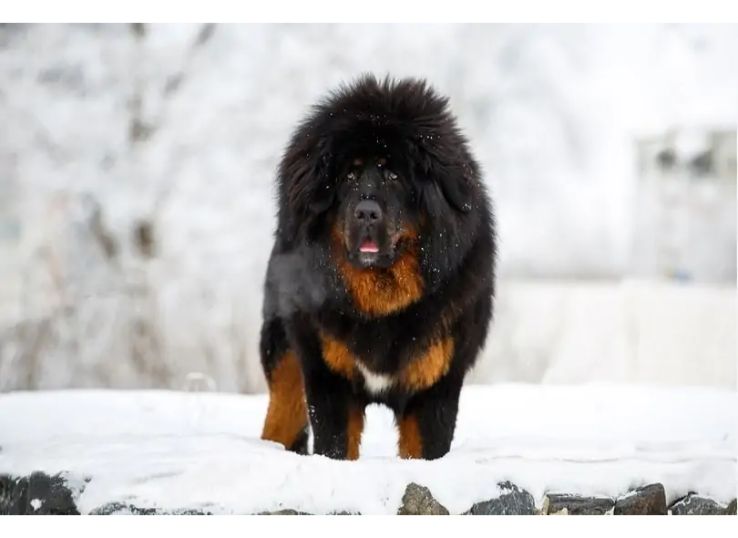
[
  {"xmin": 415, "ymin": 139, "xmax": 475, "ymax": 214},
  {"xmin": 308, "ymin": 183, "xmax": 335, "ymax": 214},
  {"xmin": 285, "ymin": 138, "xmax": 336, "ymax": 216},
  {"xmin": 437, "ymin": 168, "xmax": 473, "ymax": 213},
  {"xmin": 308, "ymin": 146, "xmax": 336, "ymax": 214}
]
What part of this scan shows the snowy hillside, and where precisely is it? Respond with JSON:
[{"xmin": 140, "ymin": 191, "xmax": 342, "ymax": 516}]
[{"xmin": 1, "ymin": 384, "xmax": 735, "ymax": 514}]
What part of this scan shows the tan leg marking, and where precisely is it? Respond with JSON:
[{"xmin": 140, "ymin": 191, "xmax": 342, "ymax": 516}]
[
  {"xmin": 398, "ymin": 413, "xmax": 423, "ymax": 459},
  {"xmin": 261, "ymin": 352, "xmax": 307, "ymax": 449},
  {"xmin": 347, "ymin": 405, "xmax": 365, "ymax": 460}
]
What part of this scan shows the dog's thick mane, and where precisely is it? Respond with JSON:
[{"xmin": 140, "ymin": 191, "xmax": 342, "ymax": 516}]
[{"xmin": 275, "ymin": 74, "xmax": 493, "ymax": 292}]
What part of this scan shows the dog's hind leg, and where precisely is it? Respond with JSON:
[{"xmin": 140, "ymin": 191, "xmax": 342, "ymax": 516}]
[{"xmin": 260, "ymin": 318, "xmax": 309, "ymax": 454}]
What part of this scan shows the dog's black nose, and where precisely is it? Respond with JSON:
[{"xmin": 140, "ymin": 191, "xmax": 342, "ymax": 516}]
[{"xmin": 353, "ymin": 200, "xmax": 382, "ymax": 223}]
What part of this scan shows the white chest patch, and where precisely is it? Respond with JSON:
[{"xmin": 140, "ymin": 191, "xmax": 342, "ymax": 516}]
[{"xmin": 355, "ymin": 361, "xmax": 394, "ymax": 394}]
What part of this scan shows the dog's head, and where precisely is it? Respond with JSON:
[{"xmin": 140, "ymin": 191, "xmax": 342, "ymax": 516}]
[
  {"xmin": 277, "ymin": 75, "xmax": 488, "ymax": 291},
  {"xmin": 331, "ymin": 154, "xmax": 418, "ymax": 269}
]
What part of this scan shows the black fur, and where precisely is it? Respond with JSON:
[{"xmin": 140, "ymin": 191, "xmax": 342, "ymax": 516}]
[{"xmin": 261, "ymin": 75, "xmax": 496, "ymax": 459}]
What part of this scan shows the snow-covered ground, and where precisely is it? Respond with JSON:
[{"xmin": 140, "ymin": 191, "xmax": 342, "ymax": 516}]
[{"xmin": 1, "ymin": 384, "xmax": 735, "ymax": 514}]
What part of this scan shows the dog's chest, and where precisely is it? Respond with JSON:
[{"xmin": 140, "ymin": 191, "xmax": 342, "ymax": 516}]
[
  {"xmin": 318, "ymin": 332, "xmax": 454, "ymax": 396},
  {"xmin": 354, "ymin": 360, "xmax": 395, "ymax": 394}
]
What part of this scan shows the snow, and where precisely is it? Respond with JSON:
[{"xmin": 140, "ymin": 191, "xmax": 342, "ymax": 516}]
[
  {"xmin": 471, "ymin": 278, "xmax": 736, "ymax": 388},
  {"xmin": 1, "ymin": 384, "xmax": 735, "ymax": 514}
]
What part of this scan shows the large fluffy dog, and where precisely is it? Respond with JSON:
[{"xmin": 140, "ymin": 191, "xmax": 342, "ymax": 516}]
[{"xmin": 260, "ymin": 75, "xmax": 495, "ymax": 460}]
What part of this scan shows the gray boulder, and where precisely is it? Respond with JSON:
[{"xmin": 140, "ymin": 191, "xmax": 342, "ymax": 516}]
[
  {"xmin": 0, "ymin": 472, "xmax": 79, "ymax": 515},
  {"xmin": 669, "ymin": 494, "xmax": 735, "ymax": 515},
  {"xmin": 397, "ymin": 483, "xmax": 449, "ymax": 515},
  {"xmin": 545, "ymin": 493, "xmax": 614, "ymax": 515},
  {"xmin": 465, "ymin": 481, "xmax": 536, "ymax": 515},
  {"xmin": 614, "ymin": 483, "xmax": 667, "ymax": 515}
]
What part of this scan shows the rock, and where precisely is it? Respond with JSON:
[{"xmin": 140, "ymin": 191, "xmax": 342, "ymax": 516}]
[
  {"xmin": 90, "ymin": 503, "xmax": 160, "ymax": 515},
  {"xmin": 614, "ymin": 484, "xmax": 667, "ymax": 515},
  {"xmin": 90, "ymin": 502, "xmax": 212, "ymax": 515},
  {"xmin": 0, "ymin": 472, "xmax": 79, "ymax": 515},
  {"xmin": 669, "ymin": 494, "xmax": 729, "ymax": 515},
  {"xmin": 258, "ymin": 509, "xmax": 312, "ymax": 515},
  {"xmin": 725, "ymin": 499, "xmax": 737, "ymax": 515},
  {"xmin": 397, "ymin": 483, "xmax": 449, "ymax": 515},
  {"xmin": 545, "ymin": 493, "xmax": 615, "ymax": 515},
  {"xmin": 465, "ymin": 481, "xmax": 536, "ymax": 515}
]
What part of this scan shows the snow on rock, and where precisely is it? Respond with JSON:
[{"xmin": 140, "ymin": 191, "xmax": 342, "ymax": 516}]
[
  {"xmin": 543, "ymin": 493, "xmax": 615, "ymax": 515},
  {"xmin": 0, "ymin": 471, "xmax": 80, "ymax": 514},
  {"xmin": 396, "ymin": 483, "xmax": 449, "ymax": 515},
  {"xmin": 464, "ymin": 481, "xmax": 536, "ymax": 515},
  {"xmin": 669, "ymin": 494, "xmax": 733, "ymax": 516},
  {"xmin": 0, "ymin": 384, "xmax": 735, "ymax": 514},
  {"xmin": 613, "ymin": 483, "xmax": 667, "ymax": 515}
]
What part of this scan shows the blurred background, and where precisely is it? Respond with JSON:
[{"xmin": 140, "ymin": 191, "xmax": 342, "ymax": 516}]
[{"xmin": 0, "ymin": 24, "xmax": 735, "ymax": 393}]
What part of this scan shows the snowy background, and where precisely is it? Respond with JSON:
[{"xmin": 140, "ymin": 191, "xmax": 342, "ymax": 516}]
[{"xmin": 0, "ymin": 24, "xmax": 736, "ymax": 393}]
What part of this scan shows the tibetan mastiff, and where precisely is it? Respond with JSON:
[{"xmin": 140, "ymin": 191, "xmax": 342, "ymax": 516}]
[{"xmin": 260, "ymin": 75, "xmax": 495, "ymax": 460}]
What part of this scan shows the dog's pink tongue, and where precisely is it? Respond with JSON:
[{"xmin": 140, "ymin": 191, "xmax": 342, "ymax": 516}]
[{"xmin": 359, "ymin": 239, "xmax": 379, "ymax": 253}]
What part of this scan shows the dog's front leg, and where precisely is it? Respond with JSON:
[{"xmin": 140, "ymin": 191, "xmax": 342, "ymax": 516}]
[
  {"xmin": 303, "ymin": 364, "xmax": 364, "ymax": 460},
  {"xmin": 287, "ymin": 317, "xmax": 364, "ymax": 460}
]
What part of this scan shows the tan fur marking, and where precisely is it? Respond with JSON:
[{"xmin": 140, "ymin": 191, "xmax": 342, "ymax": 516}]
[
  {"xmin": 331, "ymin": 224, "xmax": 424, "ymax": 317},
  {"xmin": 347, "ymin": 405, "xmax": 365, "ymax": 460},
  {"xmin": 398, "ymin": 414, "xmax": 423, "ymax": 459},
  {"xmin": 399, "ymin": 337, "xmax": 455, "ymax": 392},
  {"xmin": 319, "ymin": 332, "xmax": 357, "ymax": 380},
  {"xmin": 261, "ymin": 352, "xmax": 307, "ymax": 448}
]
